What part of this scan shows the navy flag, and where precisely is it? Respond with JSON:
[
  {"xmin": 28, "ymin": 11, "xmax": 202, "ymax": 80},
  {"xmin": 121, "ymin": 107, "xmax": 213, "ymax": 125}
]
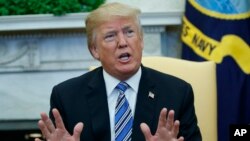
[{"xmin": 181, "ymin": 0, "xmax": 250, "ymax": 141}]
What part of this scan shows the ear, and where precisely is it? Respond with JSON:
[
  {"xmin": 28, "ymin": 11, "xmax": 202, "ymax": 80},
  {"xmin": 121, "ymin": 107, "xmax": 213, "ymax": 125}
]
[
  {"xmin": 90, "ymin": 45, "xmax": 100, "ymax": 60},
  {"xmin": 140, "ymin": 38, "xmax": 144, "ymax": 49}
]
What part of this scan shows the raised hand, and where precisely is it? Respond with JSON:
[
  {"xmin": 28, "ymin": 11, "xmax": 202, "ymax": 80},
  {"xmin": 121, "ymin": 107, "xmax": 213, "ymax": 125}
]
[
  {"xmin": 35, "ymin": 108, "xmax": 83, "ymax": 141},
  {"xmin": 140, "ymin": 108, "xmax": 184, "ymax": 141}
]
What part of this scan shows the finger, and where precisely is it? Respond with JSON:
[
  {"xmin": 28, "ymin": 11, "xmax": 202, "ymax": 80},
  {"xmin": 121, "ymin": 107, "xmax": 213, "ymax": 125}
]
[
  {"xmin": 73, "ymin": 122, "xmax": 84, "ymax": 141},
  {"xmin": 140, "ymin": 123, "xmax": 153, "ymax": 140},
  {"xmin": 52, "ymin": 108, "xmax": 66, "ymax": 130},
  {"xmin": 35, "ymin": 138, "xmax": 42, "ymax": 141},
  {"xmin": 40, "ymin": 112, "xmax": 55, "ymax": 132},
  {"xmin": 157, "ymin": 108, "xmax": 168, "ymax": 128},
  {"xmin": 173, "ymin": 120, "xmax": 180, "ymax": 137},
  {"xmin": 38, "ymin": 120, "xmax": 50, "ymax": 139},
  {"xmin": 166, "ymin": 110, "xmax": 175, "ymax": 130},
  {"xmin": 178, "ymin": 136, "xmax": 184, "ymax": 141}
]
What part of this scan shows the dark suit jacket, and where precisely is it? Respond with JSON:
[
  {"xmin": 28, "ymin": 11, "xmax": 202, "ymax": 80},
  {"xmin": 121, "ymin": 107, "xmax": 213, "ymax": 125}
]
[{"xmin": 49, "ymin": 66, "xmax": 202, "ymax": 141}]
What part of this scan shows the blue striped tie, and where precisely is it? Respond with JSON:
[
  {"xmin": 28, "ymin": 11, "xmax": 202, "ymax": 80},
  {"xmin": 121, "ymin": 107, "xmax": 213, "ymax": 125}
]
[{"xmin": 115, "ymin": 82, "xmax": 133, "ymax": 141}]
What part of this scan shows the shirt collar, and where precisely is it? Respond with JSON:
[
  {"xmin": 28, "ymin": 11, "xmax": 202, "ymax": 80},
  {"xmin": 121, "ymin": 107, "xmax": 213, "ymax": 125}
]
[{"xmin": 103, "ymin": 67, "xmax": 142, "ymax": 97}]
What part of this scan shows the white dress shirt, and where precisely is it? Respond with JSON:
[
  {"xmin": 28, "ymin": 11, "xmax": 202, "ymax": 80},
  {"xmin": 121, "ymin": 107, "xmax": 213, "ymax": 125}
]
[{"xmin": 103, "ymin": 67, "xmax": 142, "ymax": 141}]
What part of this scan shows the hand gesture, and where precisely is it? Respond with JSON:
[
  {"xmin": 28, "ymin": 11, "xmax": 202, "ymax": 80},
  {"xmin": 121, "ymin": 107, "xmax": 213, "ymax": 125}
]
[
  {"xmin": 35, "ymin": 108, "xmax": 83, "ymax": 141},
  {"xmin": 140, "ymin": 108, "xmax": 184, "ymax": 141}
]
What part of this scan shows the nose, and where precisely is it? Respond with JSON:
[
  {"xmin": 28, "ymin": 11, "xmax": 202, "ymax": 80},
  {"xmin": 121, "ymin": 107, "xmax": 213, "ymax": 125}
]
[{"xmin": 117, "ymin": 33, "xmax": 127, "ymax": 48}]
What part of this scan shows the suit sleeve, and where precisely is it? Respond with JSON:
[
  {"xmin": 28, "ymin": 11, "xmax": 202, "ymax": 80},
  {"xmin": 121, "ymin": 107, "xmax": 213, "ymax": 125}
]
[
  {"xmin": 49, "ymin": 85, "xmax": 69, "ymax": 130},
  {"xmin": 178, "ymin": 83, "xmax": 202, "ymax": 141}
]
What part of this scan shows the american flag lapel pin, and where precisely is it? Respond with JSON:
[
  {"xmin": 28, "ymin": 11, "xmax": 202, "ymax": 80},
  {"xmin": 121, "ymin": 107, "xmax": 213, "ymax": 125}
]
[{"xmin": 148, "ymin": 91, "xmax": 155, "ymax": 99}]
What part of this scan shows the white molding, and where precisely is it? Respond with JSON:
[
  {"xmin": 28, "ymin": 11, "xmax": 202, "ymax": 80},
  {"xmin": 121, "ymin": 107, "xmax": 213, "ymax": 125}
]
[
  {"xmin": 0, "ymin": 13, "xmax": 87, "ymax": 31},
  {"xmin": 0, "ymin": 11, "xmax": 183, "ymax": 31},
  {"xmin": 140, "ymin": 11, "xmax": 183, "ymax": 26}
]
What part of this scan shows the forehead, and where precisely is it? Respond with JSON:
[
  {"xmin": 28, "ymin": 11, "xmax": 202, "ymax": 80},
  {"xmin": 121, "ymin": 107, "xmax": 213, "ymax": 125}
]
[{"xmin": 97, "ymin": 17, "xmax": 137, "ymax": 31}]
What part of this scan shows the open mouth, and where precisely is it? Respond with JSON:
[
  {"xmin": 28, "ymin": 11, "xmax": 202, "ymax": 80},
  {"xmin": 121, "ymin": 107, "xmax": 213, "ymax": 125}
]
[{"xmin": 119, "ymin": 53, "xmax": 130, "ymax": 62}]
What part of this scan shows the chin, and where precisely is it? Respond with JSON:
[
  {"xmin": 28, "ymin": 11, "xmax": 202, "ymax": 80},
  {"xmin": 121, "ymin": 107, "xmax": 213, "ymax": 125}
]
[{"xmin": 120, "ymin": 64, "xmax": 139, "ymax": 74}]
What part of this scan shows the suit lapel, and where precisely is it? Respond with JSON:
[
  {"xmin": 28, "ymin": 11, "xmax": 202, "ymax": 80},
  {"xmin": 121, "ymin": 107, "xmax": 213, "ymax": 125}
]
[
  {"xmin": 132, "ymin": 66, "xmax": 158, "ymax": 141},
  {"xmin": 86, "ymin": 67, "xmax": 111, "ymax": 141}
]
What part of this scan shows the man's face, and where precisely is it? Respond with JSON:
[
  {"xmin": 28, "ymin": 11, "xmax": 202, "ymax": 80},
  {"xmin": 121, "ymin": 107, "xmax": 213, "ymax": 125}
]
[{"xmin": 91, "ymin": 17, "xmax": 144, "ymax": 80}]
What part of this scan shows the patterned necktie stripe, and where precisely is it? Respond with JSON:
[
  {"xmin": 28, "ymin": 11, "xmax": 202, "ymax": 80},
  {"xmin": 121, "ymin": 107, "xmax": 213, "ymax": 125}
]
[
  {"xmin": 115, "ymin": 94, "xmax": 126, "ymax": 113},
  {"xmin": 123, "ymin": 129, "xmax": 132, "ymax": 141},
  {"xmin": 115, "ymin": 107, "xmax": 132, "ymax": 131},
  {"xmin": 115, "ymin": 82, "xmax": 133, "ymax": 141},
  {"xmin": 115, "ymin": 112, "xmax": 133, "ymax": 134},
  {"xmin": 115, "ymin": 119, "xmax": 133, "ymax": 141}
]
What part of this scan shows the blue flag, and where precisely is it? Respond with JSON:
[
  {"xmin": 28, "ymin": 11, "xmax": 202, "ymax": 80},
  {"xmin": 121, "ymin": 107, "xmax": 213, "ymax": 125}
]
[{"xmin": 181, "ymin": 0, "xmax": 250, "ymax": 141}]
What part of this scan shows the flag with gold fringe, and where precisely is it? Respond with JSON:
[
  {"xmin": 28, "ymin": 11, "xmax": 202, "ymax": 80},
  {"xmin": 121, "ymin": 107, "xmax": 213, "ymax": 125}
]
[{"xmin": 181, "ymin": 0, "xmax": 250, "ymax": 141}]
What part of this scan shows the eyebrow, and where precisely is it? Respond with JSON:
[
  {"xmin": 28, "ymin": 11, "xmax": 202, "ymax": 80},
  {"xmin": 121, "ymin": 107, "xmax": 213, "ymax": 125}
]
[
  {"xmin": 102, "ymin": 24, "xmax": 134, "ymax": 34},
  {"xmin": 122, "ymin": 25, "xmax": 133, "ymax": 30}
]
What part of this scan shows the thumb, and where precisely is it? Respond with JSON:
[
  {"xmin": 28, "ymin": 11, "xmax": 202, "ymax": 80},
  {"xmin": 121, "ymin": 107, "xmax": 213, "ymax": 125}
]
[
  {"xmin": 73, "ymin": 122, "xmax": 84, "ymax": 141},
  {"xmin": 140, "ymin": 123, "xmax": 152, "ymax": 140}
]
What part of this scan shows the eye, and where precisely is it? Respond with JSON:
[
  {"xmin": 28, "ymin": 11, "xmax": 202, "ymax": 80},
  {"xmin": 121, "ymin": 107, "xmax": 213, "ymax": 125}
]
[
  {"xmin": 104, "ymin": 33, "xmax": 116, "ymax": 42},
  {"xmin": 125, "ymin": 29, "xmax": 134, "ymax": 37}
]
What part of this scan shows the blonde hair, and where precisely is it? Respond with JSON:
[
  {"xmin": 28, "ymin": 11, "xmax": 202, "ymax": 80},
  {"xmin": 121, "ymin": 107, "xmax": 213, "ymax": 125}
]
[{"xmin": 85, "ymin": 2, "xmax": 142, "ymax": 56}]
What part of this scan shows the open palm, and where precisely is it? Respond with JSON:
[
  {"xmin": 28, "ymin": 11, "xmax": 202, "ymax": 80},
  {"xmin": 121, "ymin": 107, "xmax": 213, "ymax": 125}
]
[
  {"xmin": 140, "ymin": 108, "xmax": 184, "ymax": 141},
  {"xmin": 36, "ymin": 108, "xmax": 83, "ymax": 141}
]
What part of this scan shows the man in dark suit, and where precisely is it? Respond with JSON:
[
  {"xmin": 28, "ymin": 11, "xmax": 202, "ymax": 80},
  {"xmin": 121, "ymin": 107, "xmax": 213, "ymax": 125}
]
[{"xmin": 36, "ymin": 2, "xmax": 201, "ymax": 141}]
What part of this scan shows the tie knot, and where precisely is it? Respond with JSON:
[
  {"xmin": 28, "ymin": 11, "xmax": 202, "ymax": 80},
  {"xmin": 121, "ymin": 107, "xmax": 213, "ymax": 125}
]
[{"xmin": 116, "ymin": 82, "xmax": 129, "ymax": 93}]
